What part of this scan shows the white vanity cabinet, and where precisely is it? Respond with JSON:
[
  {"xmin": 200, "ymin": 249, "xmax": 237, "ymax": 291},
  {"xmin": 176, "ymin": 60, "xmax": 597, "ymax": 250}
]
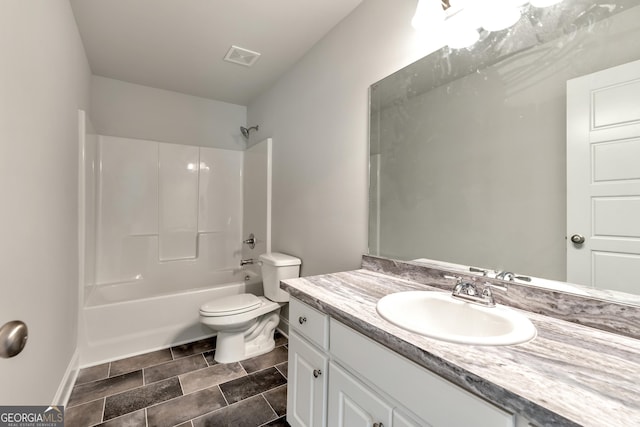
[
  {"xmin": 287, "ymin": 299, "xmax": 330, "ymax": 427},
  {"xmin": 330, "ymin": 319, "xmax": 513, "ymax": 427},
  {"xmin": 287, "ymin": 298, "xmax": 520, "ymax": 427}
]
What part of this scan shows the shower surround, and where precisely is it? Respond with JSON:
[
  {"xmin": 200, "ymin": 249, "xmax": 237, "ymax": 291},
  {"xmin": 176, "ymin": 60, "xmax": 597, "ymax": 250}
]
[{"xmin": 79, "ymin": 133, "xmax": 272, "ymax": 366}]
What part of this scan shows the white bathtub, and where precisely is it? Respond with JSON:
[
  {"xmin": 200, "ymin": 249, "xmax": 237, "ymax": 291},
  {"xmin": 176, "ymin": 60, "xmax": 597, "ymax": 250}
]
[{"xmin": 79, "ymin": 270, "xmax": 263, "ymax": 366}]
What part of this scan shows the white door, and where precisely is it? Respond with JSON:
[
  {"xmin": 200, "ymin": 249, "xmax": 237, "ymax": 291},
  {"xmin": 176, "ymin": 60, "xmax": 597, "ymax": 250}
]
[{"xmin": 567, "ymin": 59, "xmax": 640, "ymax": 293}]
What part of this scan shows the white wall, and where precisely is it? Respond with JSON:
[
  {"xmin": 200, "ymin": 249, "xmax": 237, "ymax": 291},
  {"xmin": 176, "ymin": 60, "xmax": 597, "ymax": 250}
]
[
  {"xmin": 0, "ymin": 0, "xmax": 91, "ymax": 404},
  {"xmin": 91, "ymin": 76, "xmax": 247, "ymax": 150},
  {"xmin": 247, "ymin": 0, "xmax": 444, "ymax": 275}
]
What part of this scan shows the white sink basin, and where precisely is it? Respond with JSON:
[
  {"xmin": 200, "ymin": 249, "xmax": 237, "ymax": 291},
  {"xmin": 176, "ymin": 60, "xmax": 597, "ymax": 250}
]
[{"xmin": 376, "ymin": 291, "xmax": 536, "ymax": 346}]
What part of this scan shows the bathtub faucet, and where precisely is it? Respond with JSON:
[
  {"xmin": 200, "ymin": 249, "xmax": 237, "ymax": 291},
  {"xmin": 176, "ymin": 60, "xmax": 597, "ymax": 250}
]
[{"xmin": 240, "ymin": 258, "xmax": 254, "ymax": 266}]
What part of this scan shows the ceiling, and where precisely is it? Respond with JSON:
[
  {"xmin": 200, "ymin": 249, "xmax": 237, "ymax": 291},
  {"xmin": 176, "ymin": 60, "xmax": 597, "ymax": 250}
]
[{"xmin": 70, "ymin": 0, "xmax": 363, "ymax": 106}]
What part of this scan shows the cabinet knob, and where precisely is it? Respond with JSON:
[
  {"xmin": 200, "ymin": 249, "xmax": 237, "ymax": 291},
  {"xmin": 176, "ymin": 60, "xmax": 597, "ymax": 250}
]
[
  {"xmin": 313, "ymin": 369, "xmax": 322, "ymax": 378},
  {"xmin": 373, "ymin": 423, "xmax": 384, "ymax": 427},
  {"xmin": 298, "ymin": 316, "xmax": 307, "ymax": 325}
]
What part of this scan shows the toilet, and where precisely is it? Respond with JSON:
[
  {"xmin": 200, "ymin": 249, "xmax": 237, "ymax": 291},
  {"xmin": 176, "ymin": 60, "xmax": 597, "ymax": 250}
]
[{"xmin": 199, "ymin": 252, "xmax": 301, "ymax": 363}]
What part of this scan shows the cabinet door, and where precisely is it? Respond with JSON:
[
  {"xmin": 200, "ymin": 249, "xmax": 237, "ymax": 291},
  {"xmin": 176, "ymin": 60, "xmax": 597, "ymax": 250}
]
[
  {"xmin": 328, "ymin": 362, "xmax": 393, "ymax": 427},
  {"xmin": 287, "ymin": 331, "xmax": 328, "ymax": 427}
]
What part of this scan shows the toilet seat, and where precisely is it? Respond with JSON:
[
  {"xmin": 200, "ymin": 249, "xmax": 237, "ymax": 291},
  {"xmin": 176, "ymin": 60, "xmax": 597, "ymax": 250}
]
[{"xmin": 200, "ymin": 294, "xmax": 261, "ymax": 317}]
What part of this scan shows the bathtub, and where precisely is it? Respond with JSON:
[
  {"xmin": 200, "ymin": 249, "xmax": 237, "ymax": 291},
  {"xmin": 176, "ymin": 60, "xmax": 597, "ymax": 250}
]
[{"xmin": 79, "ymin": 269, "xmax": 263, "ymax": 366}]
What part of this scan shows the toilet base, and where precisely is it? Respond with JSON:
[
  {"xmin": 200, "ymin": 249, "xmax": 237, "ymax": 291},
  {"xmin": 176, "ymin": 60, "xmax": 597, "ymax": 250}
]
[{"xmin": 214, "ymin": 310, "xmax": 281, "ymax": 363}]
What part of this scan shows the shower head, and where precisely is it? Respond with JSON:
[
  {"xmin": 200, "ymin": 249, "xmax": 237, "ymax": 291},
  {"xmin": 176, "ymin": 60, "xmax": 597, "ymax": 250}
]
[{"xmin": 240, "ymin": 125, "xmax": 259, "ymax": 139}]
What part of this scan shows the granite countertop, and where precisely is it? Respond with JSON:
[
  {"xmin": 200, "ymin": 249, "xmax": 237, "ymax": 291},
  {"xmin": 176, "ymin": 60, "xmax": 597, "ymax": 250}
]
[{"xmin": 280, "ymin": 269, "xmax": 640, "ymax": 427}]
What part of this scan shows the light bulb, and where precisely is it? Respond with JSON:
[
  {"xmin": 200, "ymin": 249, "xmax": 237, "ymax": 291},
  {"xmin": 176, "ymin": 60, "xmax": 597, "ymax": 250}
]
[
  {"xmin": 444, "ymin": 6, "xmax": 481, "ymax": 49},
  {"xmin": 481, "ymin": 5, "xmax": 522, "ymax": 32},
  {"xmin": 412, "ymin": 0, "xmax": 445, "ymax": 30}
]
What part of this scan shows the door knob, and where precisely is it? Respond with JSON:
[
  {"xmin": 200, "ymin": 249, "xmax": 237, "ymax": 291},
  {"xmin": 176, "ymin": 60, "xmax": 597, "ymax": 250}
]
[
  {"xmin": 0, "ymin": 320, "xmax": 28, "ymax": 358},
  {"xmin": 570, "ymin": 234, "xmax": 585, "ymax": 244},
  {"xmin": 313, "ymin": 369, "xmax": 322, "ymax": 378}
]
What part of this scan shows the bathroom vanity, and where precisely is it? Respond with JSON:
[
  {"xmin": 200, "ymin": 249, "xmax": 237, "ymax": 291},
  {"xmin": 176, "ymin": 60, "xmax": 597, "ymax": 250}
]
[{"xmin": 282, "ymin": 257, "xmax": 640, "ymax": 427}]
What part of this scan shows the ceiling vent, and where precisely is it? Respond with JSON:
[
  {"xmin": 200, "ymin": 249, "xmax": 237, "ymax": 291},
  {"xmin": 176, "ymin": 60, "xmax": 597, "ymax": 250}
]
[{"xmin": 224, "ymin": 46, "xmax": 261, "ymax": 67}]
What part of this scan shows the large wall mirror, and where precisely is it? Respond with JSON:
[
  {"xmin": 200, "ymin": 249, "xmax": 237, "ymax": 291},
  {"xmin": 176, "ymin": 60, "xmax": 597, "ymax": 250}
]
[{"xmin": 369, "ymin": 0, "xmax": 640, "ymax": 305}]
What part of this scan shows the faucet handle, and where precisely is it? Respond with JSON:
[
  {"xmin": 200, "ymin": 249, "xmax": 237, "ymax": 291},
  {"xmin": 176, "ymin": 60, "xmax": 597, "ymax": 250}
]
[
  {"xmin": 243, "ymin": 233, "xmax": 256, "ymax": 249},
  {"xmin": 481, "ymin": 286, "xmax": 496, "ymax": 306},
  {"xmin": 443, "ymin": 275, "xmax": 463, "ymax": 293}
]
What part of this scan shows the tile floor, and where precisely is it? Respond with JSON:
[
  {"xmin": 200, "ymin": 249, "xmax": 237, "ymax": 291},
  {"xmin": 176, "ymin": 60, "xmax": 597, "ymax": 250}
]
[{"xmin": 66, "ymin": 332, "xmax": 290, "ymax": 427}]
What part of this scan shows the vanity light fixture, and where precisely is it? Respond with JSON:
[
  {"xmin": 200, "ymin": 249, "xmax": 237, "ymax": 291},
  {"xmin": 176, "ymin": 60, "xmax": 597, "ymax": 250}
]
[{"xmin": 412, "ymin": 0, "xmax": 564, "ymax": 49}]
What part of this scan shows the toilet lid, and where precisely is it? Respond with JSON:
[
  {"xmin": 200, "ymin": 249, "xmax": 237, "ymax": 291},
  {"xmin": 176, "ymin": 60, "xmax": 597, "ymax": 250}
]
[{"xmin": 200, "ymin": 294, "xmax": 261, "ymax": 317}]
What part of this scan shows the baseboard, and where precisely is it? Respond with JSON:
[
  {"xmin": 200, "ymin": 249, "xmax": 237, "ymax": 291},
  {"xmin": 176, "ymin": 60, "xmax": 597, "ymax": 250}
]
[{"xmin": 53, "ymin": 349, "xmax": 80, "ymax": 406}]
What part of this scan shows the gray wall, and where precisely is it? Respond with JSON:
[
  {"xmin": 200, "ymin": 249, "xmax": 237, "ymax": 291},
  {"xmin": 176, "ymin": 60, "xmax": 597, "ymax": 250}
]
[
  {"xmin": 0, "ymin": 0, "xmax": 91, "ymax": 403},
  {"xmin": 91, "ymin": 76, "xmax": 247, "ymax": 150},
  {"xmin": 247, "ymin": 0, "xmax": 444, "ymax": 276}
]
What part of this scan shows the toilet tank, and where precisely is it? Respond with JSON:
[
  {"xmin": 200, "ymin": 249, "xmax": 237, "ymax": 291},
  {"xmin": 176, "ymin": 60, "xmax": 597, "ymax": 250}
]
[{"xmin": 259, "ymin": 252, "xmax": 301, "ymax": 302}]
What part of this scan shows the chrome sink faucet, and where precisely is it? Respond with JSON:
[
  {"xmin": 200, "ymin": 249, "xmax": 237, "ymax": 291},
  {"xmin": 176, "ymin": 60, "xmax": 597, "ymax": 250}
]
[{"xmin": 446, "ymin": 276, "xmax": 506, "ymax": 308}]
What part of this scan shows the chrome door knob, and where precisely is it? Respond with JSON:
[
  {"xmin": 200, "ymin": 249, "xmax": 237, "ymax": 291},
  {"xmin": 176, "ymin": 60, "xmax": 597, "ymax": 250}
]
[
  {"xmin": 0, "ymin": 320, "xmax": 28, "ymax": 358},
  {"xmin": 570, "ymin": 234, "xmax": 585, "ymax": 244}
]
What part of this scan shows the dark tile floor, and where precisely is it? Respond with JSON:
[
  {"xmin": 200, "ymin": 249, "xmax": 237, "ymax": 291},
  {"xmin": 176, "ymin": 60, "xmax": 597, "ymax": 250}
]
[{"xmin": 66, "ymin": 332, "xmax": 290, "ymax": 427}]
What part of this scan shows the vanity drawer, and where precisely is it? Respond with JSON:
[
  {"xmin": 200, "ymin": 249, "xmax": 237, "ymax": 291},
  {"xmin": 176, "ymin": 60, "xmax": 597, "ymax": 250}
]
[{"xmin": 289, "ymin": 298, "xmax": 329, "ymax": 350}]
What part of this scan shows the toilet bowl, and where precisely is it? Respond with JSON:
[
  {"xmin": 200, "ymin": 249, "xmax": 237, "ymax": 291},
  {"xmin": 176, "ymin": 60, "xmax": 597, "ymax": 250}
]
[{"xmin": 199, "ymin": 252, "xmax": 301, "ymax": 363}]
